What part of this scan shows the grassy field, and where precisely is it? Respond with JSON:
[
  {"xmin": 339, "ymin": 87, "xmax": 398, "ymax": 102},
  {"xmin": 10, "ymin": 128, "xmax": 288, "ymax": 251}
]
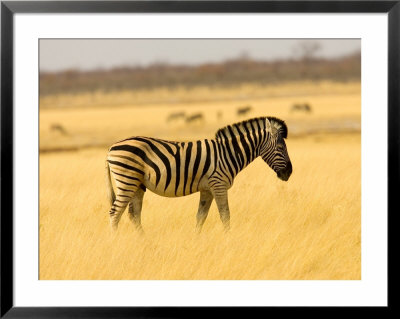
[
  {"xmin": 40, "ymin": 81, "xmax": 360, "ymax": 150},
  {"xmin": 39, "ymin": 81, "xmax": 361, "ymax": 280}
]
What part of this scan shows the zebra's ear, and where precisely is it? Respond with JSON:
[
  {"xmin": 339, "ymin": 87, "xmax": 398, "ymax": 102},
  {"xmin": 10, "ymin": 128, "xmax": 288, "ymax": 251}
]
[{"xmin": 265, "ymin": 118, "xmax": 273, "ymax": 133}]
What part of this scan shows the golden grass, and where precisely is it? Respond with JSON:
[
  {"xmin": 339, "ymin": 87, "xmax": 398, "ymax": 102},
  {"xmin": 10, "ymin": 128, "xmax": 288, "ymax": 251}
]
[
  {"xmin": 39, "ymin": 133, "xmax": 360, "ymax": 280},
  {"xmin": 39, "ymin": 81, "xmax": 360, "ymax": 151},
  {"xmin": 39, "ymin": 81, "xmax": 361, "ymax": 280},
  {"xmin": 40, "ymin": 80, "xmax": 361, "ymax": 109}
]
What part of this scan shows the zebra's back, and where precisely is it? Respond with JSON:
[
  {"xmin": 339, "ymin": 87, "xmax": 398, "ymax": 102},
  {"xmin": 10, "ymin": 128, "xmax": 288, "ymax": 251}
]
[{"xmin": 107, "ymin": 136, "xmax": 217, "ymax": 197}]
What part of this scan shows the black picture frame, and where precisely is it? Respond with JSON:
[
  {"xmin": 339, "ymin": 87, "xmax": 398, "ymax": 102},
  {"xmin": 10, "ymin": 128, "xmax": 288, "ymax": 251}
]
[{"xmin": 1, "ymin": 1, "xmax": 396, "ymax": 317}]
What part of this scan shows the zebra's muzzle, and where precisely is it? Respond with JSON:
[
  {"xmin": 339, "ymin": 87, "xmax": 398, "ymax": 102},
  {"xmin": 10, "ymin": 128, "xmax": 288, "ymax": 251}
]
[{"xmin": 277, "ymin": 162, "xmax": 292, "ymax": 181}]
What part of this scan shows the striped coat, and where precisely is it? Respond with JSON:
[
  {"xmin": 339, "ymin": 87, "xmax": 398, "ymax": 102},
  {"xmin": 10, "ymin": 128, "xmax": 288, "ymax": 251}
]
[{"xmin": 106, "ymin": 116, "xmax": 292, "ymax": 232}]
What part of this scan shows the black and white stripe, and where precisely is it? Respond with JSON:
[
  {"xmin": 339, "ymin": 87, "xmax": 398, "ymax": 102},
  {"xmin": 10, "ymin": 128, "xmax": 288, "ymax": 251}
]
[{"xmin": 105, "ymin": 116, "xmax": 292, "ymax": 232}]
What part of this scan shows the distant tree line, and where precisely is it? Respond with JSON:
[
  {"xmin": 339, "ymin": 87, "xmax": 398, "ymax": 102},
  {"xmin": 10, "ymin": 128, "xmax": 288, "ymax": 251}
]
[{"xmin": 40, "ymin": 52, "xmax": 360, "ymax": 96}]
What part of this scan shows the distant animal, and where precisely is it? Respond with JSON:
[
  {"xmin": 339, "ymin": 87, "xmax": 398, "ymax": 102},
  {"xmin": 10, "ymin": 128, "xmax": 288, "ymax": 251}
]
[
  {"xmin": 50, "ymin": 123, "xmax": 68, "ymax": 135},
  {"xmin": 105, "ymin": 116, "xmax": 292, "ymax": 233},
  {"xmin": 291, "ymin": 103, "xmax": 312, "ymax": 113},
  {"xmin": 237, "ymin": 105, "xmax": 252, "ymax": 116},
  {"xmin": 167, "ymin": 111, "xmax": 186, "ymax": 122},
  {"xmin": 185, "ymin": 113, "xmax": 204, "ymax": 123},
  {"xmin": 217, "ymin": 111, "xmax": 223, "ymax": 120}
]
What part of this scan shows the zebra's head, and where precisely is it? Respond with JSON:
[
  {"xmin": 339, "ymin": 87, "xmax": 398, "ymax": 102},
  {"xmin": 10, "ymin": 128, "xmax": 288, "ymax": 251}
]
[{"xmin": 260, "ymin": 117, "xmax": 292, "ymax": 181}]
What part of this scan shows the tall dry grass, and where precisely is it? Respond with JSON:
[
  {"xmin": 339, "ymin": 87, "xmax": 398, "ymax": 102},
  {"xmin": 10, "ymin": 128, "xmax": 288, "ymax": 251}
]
[
  {"xmin": 39, "ymin": 80, "xmax": 360, "ymax": 280},
  {"xmin": 39, "ymin": 133, "xmax": 360, "ymax": 280}
]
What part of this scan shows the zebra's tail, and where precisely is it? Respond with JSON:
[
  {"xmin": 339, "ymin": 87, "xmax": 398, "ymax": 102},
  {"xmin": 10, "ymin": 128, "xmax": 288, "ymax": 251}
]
[{"xmin": 105, "ymin": 159, "xmax": 115, "ymax": 206}]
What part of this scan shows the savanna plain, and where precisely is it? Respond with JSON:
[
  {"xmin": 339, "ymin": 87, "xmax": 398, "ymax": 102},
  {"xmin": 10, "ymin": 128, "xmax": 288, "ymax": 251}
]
[{"xmin": 40, "ymin": 81, "xmax": 361, "ymax": 280}]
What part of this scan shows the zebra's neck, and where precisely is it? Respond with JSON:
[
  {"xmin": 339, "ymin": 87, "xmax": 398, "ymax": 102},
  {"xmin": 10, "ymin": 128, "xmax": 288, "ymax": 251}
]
[{"xmin": 215, "ymin": 122, "xmax": 269, "ymax": 180}]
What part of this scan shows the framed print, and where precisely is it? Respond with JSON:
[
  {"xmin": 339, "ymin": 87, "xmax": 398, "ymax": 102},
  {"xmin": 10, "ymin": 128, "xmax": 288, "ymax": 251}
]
[{"xmin": 1, "ymin": 0, "xmax": 397, "ymax": 317}]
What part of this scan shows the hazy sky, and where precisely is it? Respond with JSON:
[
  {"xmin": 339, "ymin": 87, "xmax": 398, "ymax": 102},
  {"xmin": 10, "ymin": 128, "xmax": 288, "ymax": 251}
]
[{"xmin": 40, "ymin": 39, "xmax": 361, "ymax": 72}]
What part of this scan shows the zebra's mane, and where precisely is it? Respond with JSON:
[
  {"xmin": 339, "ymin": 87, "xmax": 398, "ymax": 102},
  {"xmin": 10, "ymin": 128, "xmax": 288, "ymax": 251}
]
[
  {"xmin": 215, "ymin": 116, "xmax": 288, "ymax": 140},
  {"xmin": 268, "ymin": 116, "xmax": 288, "ymax": 138}
]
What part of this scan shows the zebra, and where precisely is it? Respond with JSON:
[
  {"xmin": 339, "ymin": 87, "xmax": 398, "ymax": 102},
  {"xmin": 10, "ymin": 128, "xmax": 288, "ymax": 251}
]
[{"xmin": 105, "ymin": 116, "xmax": 292, "ymax": 233}]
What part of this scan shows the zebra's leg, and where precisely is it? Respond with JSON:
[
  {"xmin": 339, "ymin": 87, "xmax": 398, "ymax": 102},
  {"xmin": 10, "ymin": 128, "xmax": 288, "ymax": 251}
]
[
  {"xmin": 212, "ymin": 189, "xmax": 230, "ymax": 231},
  {"xmin": 109, "ymin": 187, "xmax": 138, "ymax": 231},
  {"xmin": 196, "ymin": 190, "xmax": 214, "ymax": 233},
  {"xmin": 128, "ymin": 186, "xmax": 145, "ymax": 234}
]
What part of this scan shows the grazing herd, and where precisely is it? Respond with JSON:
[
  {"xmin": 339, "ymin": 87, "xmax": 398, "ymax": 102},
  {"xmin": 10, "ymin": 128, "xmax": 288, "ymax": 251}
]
[
  {"xmin": 50, "ymin": 103, "xmax": 312, "ymax": 138},
  {"xmin": 165, "ymin": 102, "xmax": 312, "ymax": 126},
  {"xmin": 166, "ymin": 105, "xmax": 254, "ymax": 125}
]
